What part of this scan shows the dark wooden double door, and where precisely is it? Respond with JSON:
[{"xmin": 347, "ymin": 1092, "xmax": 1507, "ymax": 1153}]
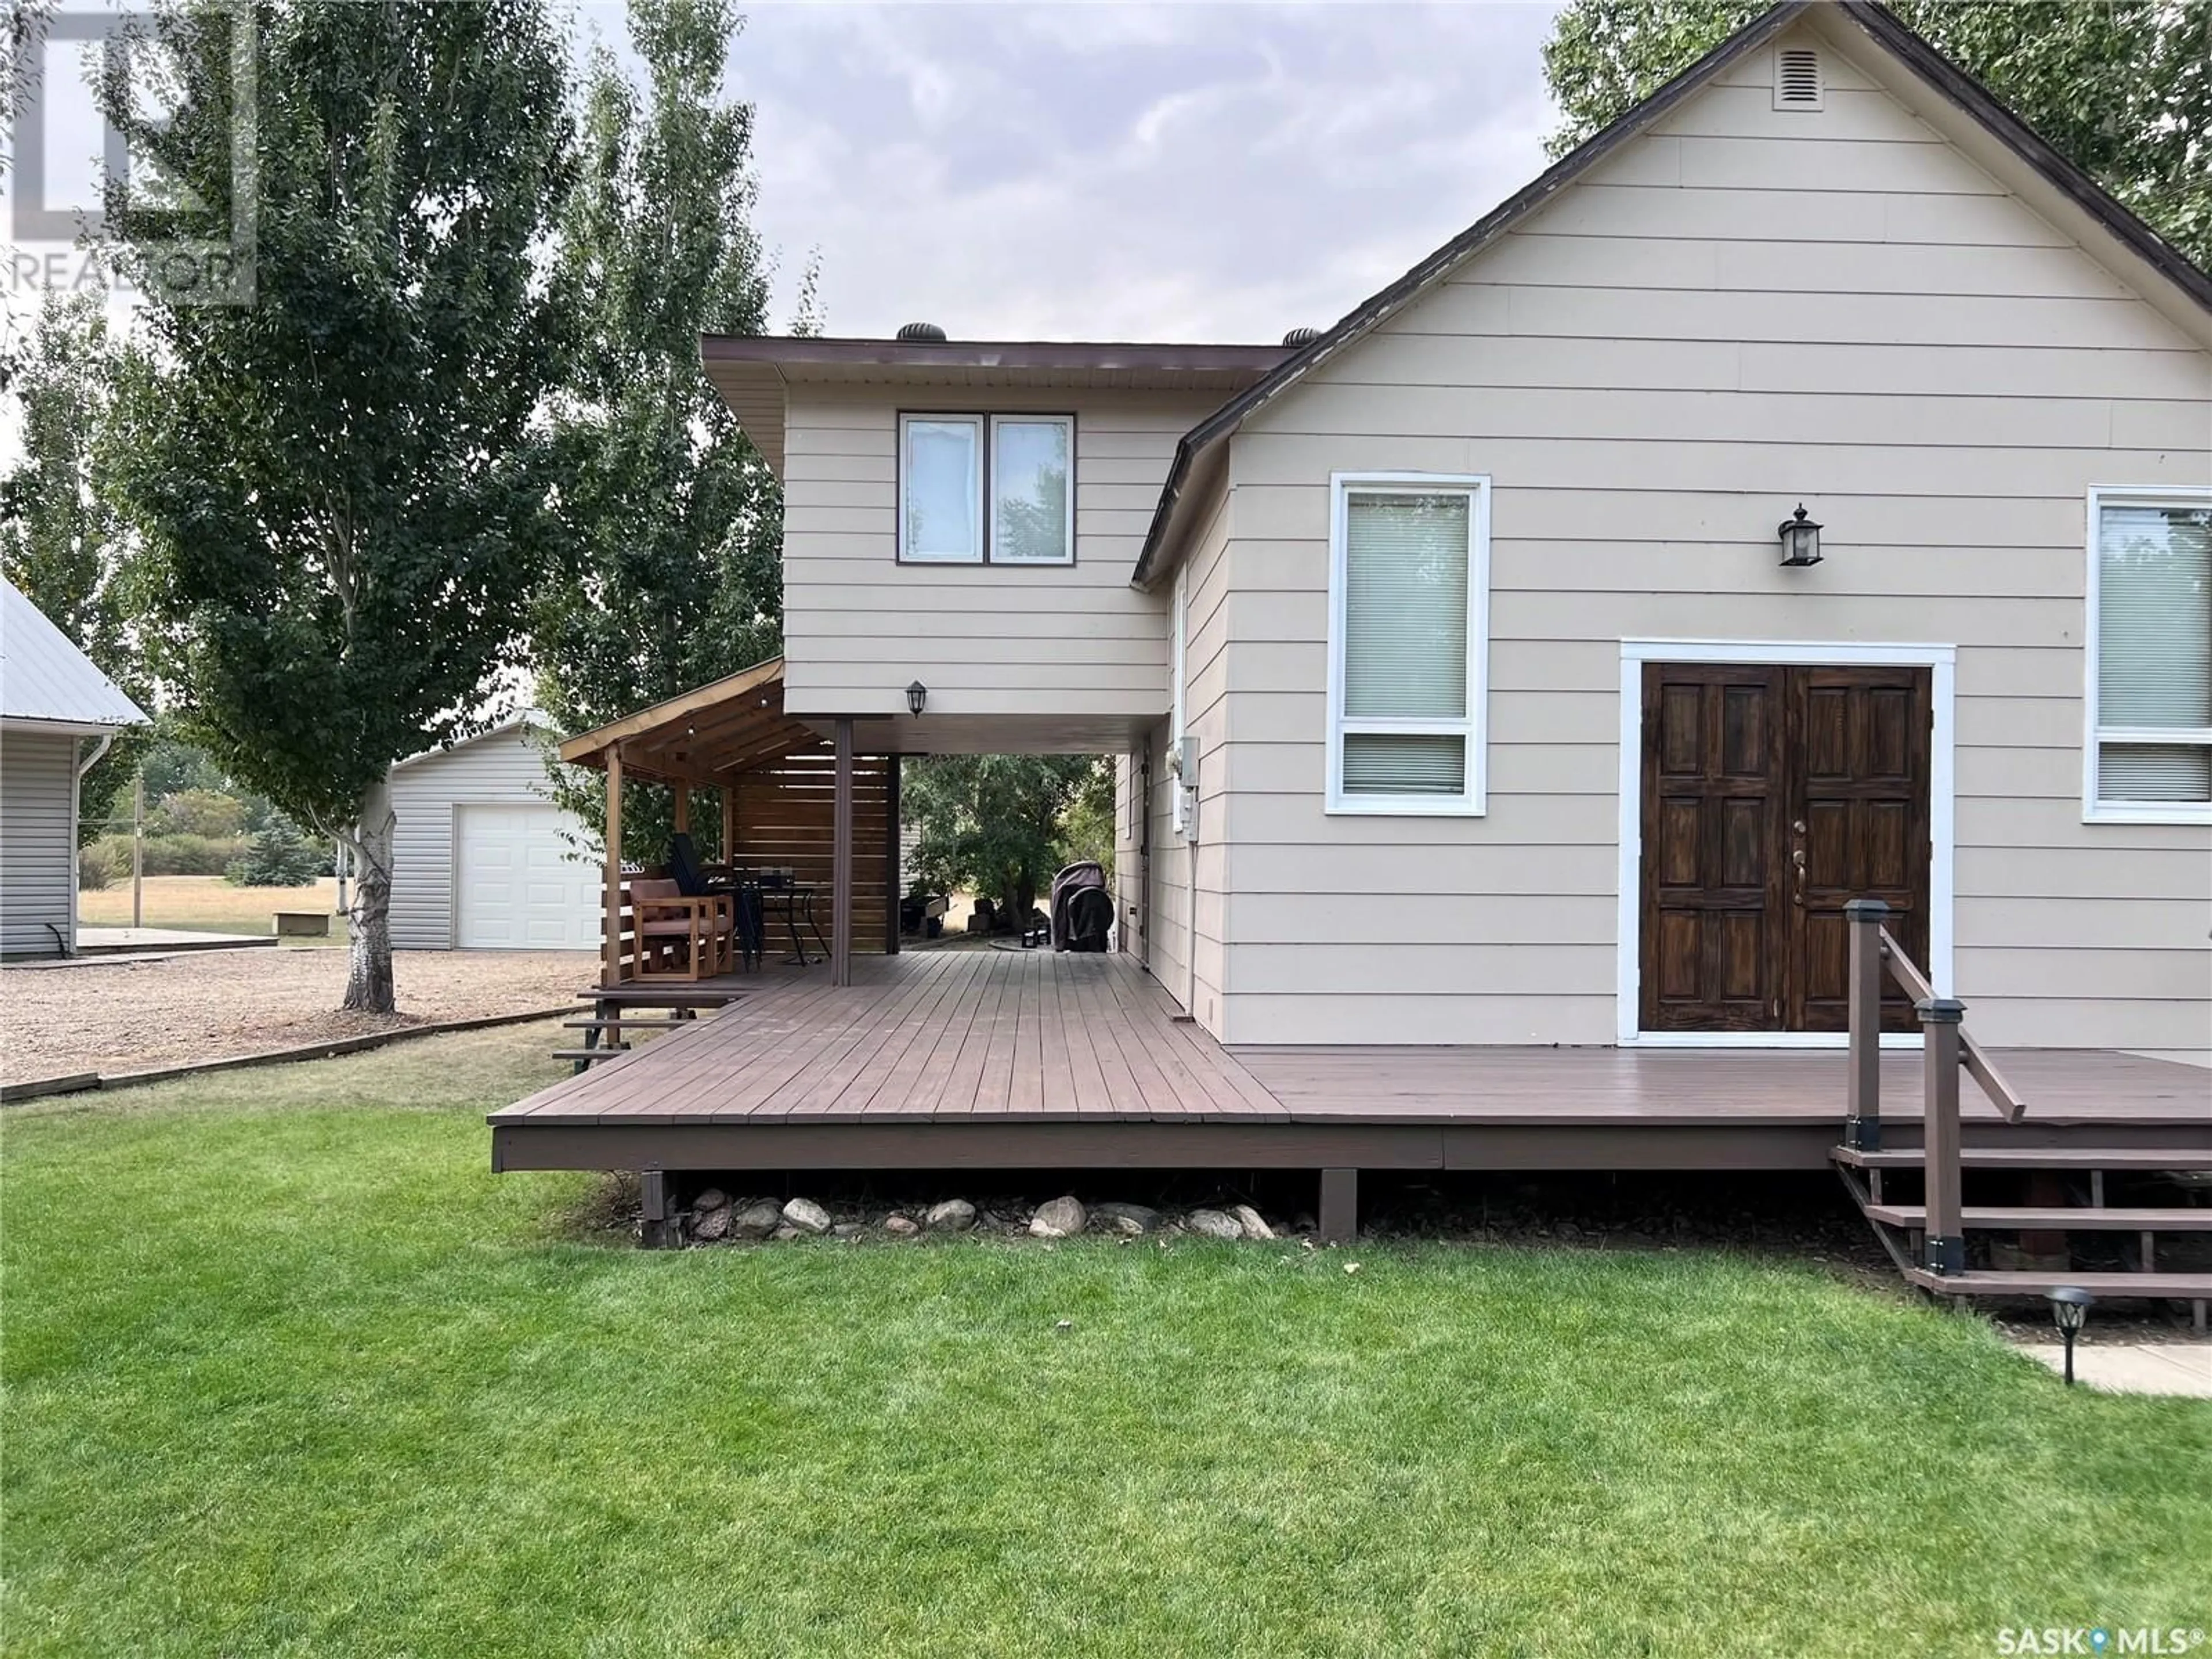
[{"xmin": 1639, "ymin": 662, "xmax": 1931, "ymax": 1035}]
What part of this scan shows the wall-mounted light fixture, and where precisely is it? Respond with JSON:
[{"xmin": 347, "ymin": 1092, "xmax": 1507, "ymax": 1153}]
[
  {"xmin": 1777, "ymin": 503, "xmax": 1823, "ymax": 567},
  {"xmin": 906, "ymin": 680, "xmax": 928, "ymax": 717}
]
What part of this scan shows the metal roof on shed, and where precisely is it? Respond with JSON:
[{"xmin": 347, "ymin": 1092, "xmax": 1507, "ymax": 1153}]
[{"xmin": 0, "ymin": 575, "xmax": 147, "ymax": 731}]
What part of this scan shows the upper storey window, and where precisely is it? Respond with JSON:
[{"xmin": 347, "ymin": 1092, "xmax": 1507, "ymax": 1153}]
[{"xmin": 899, "ymin": 413, "xmax": 1073, "ymax": 565}]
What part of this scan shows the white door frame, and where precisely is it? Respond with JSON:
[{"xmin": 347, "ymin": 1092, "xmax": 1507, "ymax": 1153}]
[{"xmin": 1615, "ymin": 637, "xmax": 1956, "ymax": 1050}]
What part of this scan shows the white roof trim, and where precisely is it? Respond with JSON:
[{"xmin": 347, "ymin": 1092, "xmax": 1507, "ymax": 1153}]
[{"xmin": 389, "ymin": 712, "xmax": 552, "ymax": 772}]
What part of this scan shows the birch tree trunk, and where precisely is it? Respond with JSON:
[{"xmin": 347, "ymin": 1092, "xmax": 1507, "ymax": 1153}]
[{"xmin": 341, "ymin": 774, "xmax": 397, "ymax": 1014}]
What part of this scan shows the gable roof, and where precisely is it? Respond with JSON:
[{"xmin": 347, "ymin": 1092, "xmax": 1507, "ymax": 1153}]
[
  {"xmin": 1129, "ymin": 0, "xmax": 2212, "ymax": 588},
  {"xmin": 389, "ymin": 711, "xmax": 553, "ymax": 773},
  {"xmin": 0, "ymin": 575, "xmax": 147, "ymax": 732}
]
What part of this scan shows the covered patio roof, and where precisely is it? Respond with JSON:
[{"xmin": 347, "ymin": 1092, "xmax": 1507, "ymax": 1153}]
[
  {"xmin": 556, "ymin": 657, "xmax": 884, "ymax": 991},
  {"xmin": 555, "ymin": 657, "xmax": 820, "ymax": 786}
]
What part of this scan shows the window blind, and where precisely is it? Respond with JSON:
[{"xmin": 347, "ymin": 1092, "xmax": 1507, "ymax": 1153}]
[
  {"xmin": 1343, "ymin": 493, "xmax": 1470, "ymax": 721},
  {"xmin": 2099, "ymin": 744, "xmax": 2212, "ymax": 802},
  {"xmin": 903, "ymin": 418, "xmax": 979, "ymax": 560},
  {"xmin": 2097, "ymin": 502, "xmax": 2210, "ymax": 806},
  {"xmin": 1343, "ymin": 733, "xmax": 1465, "ymax": 795},
  {"xmin": 2099, "ymin": 504, "xmax": 2210, "ymax": 729}
]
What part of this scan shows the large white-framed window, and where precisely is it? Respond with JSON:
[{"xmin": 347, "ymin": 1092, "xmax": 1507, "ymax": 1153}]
[
  {"xmin": 989, "ymin": 414, "xmax": 1073, "ymax": 565},
  {"xmin": 1169, "ymin": 563, "xmax": 1189, "ymax": 836},
  {"xmin": 1326, "ymin": 471, "xmax": 1490, "ymax": 815},
  {"xmin": 899, "ymin": 414, "xmax": 983, "ymax": 562},
  {"xmin": 2085, "ymin": 486, "xmax": 2212, "ymax": 823}
]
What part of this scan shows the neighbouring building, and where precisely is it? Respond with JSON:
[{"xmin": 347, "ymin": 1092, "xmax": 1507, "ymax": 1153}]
[
  {"xmin": 0, "ymin": 576, "xmax": 149, "ymax": 959},
  {"xmin": 387, "ymin": 718, "xmax": 601, "ymax": 950}
]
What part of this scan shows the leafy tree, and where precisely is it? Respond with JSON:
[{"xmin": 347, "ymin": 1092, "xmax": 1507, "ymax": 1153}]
[
  {"xmin": 137, "ymin": 729, "xmax": 235, "ymax": 801},
  {"xmin": 1543, "ymin": 1, "xmax": 2212, "ymax": 270},
  {"xmin": 533, "ymin": 0, "xmax": 801, "ymax": 866},
  {"xmin": 136, "ymin": 724, "xmax": 275, "ymax": 830},
  {"xmin": 0, "ymin": 293, "xmax": 150, "ymax": 842},
  {"xmin": 99, "ymin": 1, "xmax": 573, "ymax": 1012},
  {"xmin": 146, "ymin": 786, "xmax": 248, "ymax": 840},
  {"xmin": 903, "ymin": 755, "xmax": 1111, "ymax": 926}
]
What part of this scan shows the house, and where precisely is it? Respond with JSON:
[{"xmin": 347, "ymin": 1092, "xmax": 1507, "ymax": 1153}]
[
  {"xmin": 0, "ymin": 576, "xmax": 149, "ymax": 958},
  {"xmin": 710, "ymin": 1, "xmax": 2212, "ymax": 1065},
  {"xmin": 495, "ymin": 2, "xmax": 2211, "ymax": 1285},
  {"xmin": 387, "ymin": 717, "xmax": 602, "ymax": 950}
]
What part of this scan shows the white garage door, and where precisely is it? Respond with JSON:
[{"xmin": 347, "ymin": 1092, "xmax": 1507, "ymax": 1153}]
[{"xmin": 455, "ymin": 805, "xmax": 600, "ymax": 949}]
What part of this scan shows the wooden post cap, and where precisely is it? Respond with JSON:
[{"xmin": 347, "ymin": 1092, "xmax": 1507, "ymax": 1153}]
[
  {"xmin": 1915, "ymin": 996, "xmax": 1967, "ymax": 1024},
  {"xmin": 1843, "ymin": 898, "xmax": 1891, "ymax": 919}
]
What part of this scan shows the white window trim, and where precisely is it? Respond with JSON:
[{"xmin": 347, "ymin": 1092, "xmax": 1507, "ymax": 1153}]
[
  {"xmin": 1169, "ymin": 564, "xmax": 1188, "ymax": 836},
  {"xmin": 1325, "ymin": 471, "xmax": 1490, "ymax": 816},
  {"xmin": 987, "ymin": 414, "xmax": 1075, "ymax": 566},
  {"xmin": 897, "ymin": 412, "xmax": 984, "ymax": 563},
  {"xmin": 2082, "ymin": 485, "xmax": 2212, "ymax": 825},
  {"xmin": 1614, "ymin": 637, "xmax": 1957, "ymax": 1051}
]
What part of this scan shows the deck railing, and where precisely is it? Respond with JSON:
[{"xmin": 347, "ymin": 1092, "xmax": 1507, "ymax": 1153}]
[{"xmin": 1843, "ymin": 897, "xmax": 2027, "ymax": 1276}]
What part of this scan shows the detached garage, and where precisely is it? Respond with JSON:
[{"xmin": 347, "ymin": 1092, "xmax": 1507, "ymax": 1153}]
[{"xmin": 387, "ymin": 719, "xmax": 599, "ymax": 951}]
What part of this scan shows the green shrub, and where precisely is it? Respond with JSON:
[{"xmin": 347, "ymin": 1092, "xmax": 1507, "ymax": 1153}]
[
  {"xmin": 225, "ymin": 823, "xmax": 324, "ymax": 888},
  {"xmin": 78, "ymin": 840, "xmax": 123, "ymax": 891},
  {"xmin": 142, "ymin": 834, "xmax": 248, "ymax": 876},
  {"xmin": 147, "ymin": 787, "xmax": 248, "ymax": 840}
]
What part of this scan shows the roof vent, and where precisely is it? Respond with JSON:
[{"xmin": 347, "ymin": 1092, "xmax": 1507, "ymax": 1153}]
[
  {"xmin": 1282, "ymin": 325, "xmax": 1321, "ymax": 349},
  {"xmin": 1774, "ymin": 46, "xmax": 1823, "ymax": 111},
  {"xmin": 896, "ymin": 321, "xmax": 947, "ymax": 342}
]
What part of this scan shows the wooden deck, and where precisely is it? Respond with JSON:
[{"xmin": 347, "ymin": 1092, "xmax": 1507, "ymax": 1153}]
[{"xmin": 491, "ymin": 948, "xmax": 2210, "ymax": 1178}]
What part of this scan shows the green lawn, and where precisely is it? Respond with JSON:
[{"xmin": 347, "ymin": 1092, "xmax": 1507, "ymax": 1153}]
[
  {"xmin": 78, "ymin": 874, "xmax": 349, "ymax": 944},
  {"xmin": 5, "ymin": 1028, "xmax": 2207, "ymax": 1658}
]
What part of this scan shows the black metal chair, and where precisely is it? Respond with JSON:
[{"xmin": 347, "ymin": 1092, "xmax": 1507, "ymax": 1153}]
[{"xmin": 666, "ymin": 832, "xmax": 711, "ymax": 897}]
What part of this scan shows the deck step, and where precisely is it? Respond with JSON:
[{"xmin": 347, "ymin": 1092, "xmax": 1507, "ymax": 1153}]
[
  {"xmin": 575, "ymin": 986, "xmax": 745, "ymax": 1007},
  {"xmin": 1836, "ymin": 1145, "xmax": 2212, "ymax": 1171},
  {"xmin": 562, "ymin": 1017, "xmax": 687, "ymax": 1031},
  {"xmin": 551, "ymin": 1048, "xmax": 634, "ymax": 1063},
  {"xmin": 1903, "ymin": 1268, "xmax": 2212, "ymax": 1298},
  {"xmin": 1866, "ymin": 1204, "xmax": 2212, "ymax": 1232}
]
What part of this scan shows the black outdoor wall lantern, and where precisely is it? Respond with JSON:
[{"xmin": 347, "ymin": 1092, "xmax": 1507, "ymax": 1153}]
[
  {"xmin": 1777, "ymin": 503, "xmax": 1823, "ymax": 567},
  {"xmin": 906, "ymin": 680, "xmax": 929, "ymax": 717}
]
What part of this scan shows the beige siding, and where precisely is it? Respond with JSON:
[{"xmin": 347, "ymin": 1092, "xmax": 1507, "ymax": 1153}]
[
  {"xmin": 1, "ymin": 731, "xmax": 82, "ymax": 957},
  {"xmin": 1213, "ymin": 24, "xmax": 2212, "ymax": 1055},
  {"xmin": 1127, "ymin": 484, "xmax": 1236, "ymax": 1033},
  {"xmin": 387, "ymin": 726, "xmax": 581, "ymax": 950},
  {"xmin": 779, "ymin": 387, "xmax": 1207, "ymax": 727}
]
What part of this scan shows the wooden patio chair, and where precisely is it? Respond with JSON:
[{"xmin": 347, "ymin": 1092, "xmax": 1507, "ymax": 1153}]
[{"xmin": 628, "ymin": 877, "xmax": 736, "ymax": 982}]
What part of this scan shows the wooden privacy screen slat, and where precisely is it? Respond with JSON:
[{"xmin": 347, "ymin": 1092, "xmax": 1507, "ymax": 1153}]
[{"xmin": 734, "ymin": 749, "xmax": 893, "ymax": 955}]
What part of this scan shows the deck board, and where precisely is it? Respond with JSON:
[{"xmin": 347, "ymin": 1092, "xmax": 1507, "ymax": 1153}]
[{"xmin": 491, "ymin": 949, "xmax": 2211, "ymax": 1142}]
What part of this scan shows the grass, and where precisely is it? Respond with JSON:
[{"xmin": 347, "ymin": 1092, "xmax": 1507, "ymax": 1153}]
[
  {"xmin": 77, "ymin": 874, "xmax": 346, "ymax": 944},
  {"xmin": 5, "ymin": 1028, "xmax": 2208, "ymax": 1658}
]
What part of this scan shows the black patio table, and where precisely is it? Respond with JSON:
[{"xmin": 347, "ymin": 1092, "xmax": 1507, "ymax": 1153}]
[{"xmin": 751, "ymin": 879, "xmax": 826, "ymax": 967}]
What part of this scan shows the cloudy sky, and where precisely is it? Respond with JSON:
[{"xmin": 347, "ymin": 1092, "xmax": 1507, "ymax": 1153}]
[
  {"xmin": 577, "ymin": 2, "xmax": 1565, "ymax": 344},
  {"xmin": 7, "ymin": 3, "xmax": 1563, "ymax": 347}
]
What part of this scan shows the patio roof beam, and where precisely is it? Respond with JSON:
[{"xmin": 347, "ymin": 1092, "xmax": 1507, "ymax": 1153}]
[{"xmin": 557, "ymin": 656, "xmax": 786, "ymax": 766}]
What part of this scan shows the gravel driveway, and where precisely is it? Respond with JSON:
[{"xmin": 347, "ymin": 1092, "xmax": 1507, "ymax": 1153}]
[{"xmin": 1, "ymin": 948, "xmax": 593, "ymax": 1085}]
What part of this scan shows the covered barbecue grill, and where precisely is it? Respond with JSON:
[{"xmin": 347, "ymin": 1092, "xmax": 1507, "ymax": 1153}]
[{"xmin": 1048, "ymin": 861, "xmax": 1112, "ymax": 952}]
